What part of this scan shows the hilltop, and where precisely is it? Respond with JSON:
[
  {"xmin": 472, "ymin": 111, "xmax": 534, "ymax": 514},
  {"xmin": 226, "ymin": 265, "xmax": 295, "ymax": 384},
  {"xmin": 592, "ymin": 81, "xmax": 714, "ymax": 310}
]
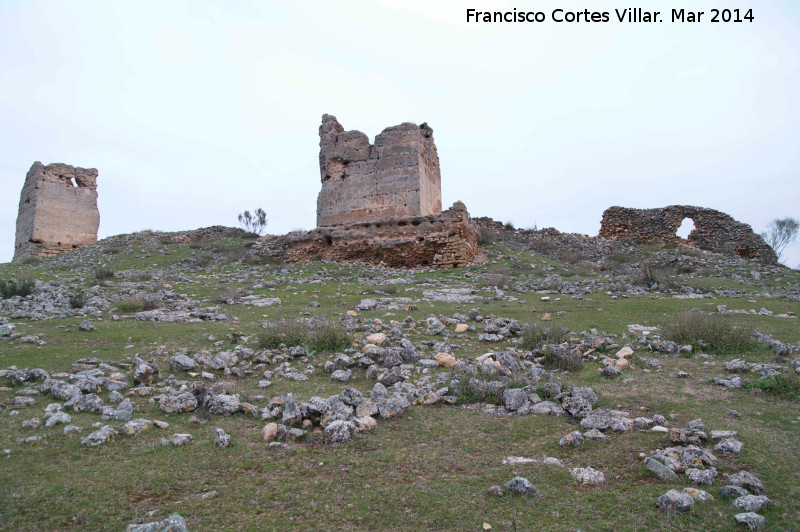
[{"xmin": 1, "ymin": 224, "xmax": 798, "ymax": 531}]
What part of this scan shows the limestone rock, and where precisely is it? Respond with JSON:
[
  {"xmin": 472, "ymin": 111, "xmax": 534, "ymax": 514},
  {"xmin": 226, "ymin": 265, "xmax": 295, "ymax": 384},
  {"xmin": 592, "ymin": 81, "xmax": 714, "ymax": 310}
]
[
  {"xmin": 570, "ymin": 466, "xmax": 605, "ymax": 485},
  {"xmin": 126, "ymin": 514, "xmax": 188, "ymax": 532},
  {"xmin": 323, "ymin": 420, "xmax": 355, "ymax": 444},
  {"xmin": 734, "ymin": 512, "xmax": 766, "ymax": 530},
  {"xmin": 159, "ymin": 392, "xmax": 198, "ymax": 414},
  {"xmin": 728, "ymin": 471, "xmax": 766, "ymax": 495},
  {"xmin": 433, "ymin": 352, "xmax": 456, "ymax": 367},
  {"xmin": 214, "ymin": 427, "xmax": 231, "ymax": 448},
  {"xmin": 504, "ymin": 477, "xmax": 535, "ymax": 496},
  {"xmin": 733, "ymin": 495, "xmax": 772, "ymax": 513},
  {"xmin": 81, "ymin": 425, "xmax": 118, "ymax": 447},
  {"xmin": 656, "ymin": 489, "xmax": 694, "ymax": 512}
]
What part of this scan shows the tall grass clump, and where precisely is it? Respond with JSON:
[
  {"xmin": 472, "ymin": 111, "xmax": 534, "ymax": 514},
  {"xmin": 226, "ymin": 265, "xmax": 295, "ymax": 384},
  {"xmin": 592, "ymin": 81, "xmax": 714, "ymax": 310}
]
[
  {"xmin": 309, "ymin": 323, "xmax": 351, "ymax": 352},
  {"xmin": 0, "ymin": 279, "xmax": 35, "ymax": 299},
  {"xmin": 745, "ymin": 374, "xmax": 800, "ymax": 400},
  {"xmin": 542, "ymin": 346, "xmax": 584, "ymax": 371},
  {"xmin": 258, "ymin": 319, "xmax": 350, "ymax": 351},
  {"xmin": 520, "ymin": 323, "xmax": 571, "ymax": 350},
  {"xmin": 116, "ymin": 297, "xmax": 160, "ymax": 313},
  {"xmin": 69, "ymin": 291, "xmax": 87, "ymax": 309},
  {"xmin": 95, "ymin": 266, "xmax": 115, "ymax": 280},
  {"xmin": 664, "ymin": 311, "xmax": 756, "ymax": 354}
]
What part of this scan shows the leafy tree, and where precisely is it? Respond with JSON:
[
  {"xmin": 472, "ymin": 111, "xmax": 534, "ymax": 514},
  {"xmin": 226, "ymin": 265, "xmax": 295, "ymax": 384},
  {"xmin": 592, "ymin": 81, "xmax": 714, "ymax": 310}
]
[
  {"xmin": 761, "ymin": 217, "xmax": 799, "ymax": 261},
  {"xmin": 237, "ymin": 208, "xmax": 268, "ymax": 236}
]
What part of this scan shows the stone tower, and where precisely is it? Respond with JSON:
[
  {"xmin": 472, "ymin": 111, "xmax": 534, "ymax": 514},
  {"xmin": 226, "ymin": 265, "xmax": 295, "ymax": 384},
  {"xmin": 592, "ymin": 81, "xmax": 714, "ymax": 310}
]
[
  {"xmin": 316, "ymin": 114, "xmax": 442, "ymax": 227},
  {"xmin": 13, "ymin": 162, "xmax": 100, "ymax": 261}
]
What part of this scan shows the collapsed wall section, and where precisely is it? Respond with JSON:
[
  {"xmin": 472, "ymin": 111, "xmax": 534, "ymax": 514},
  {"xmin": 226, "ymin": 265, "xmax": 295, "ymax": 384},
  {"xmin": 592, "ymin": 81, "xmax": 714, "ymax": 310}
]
[
  {"xmin": 13, "ymin": 162, "xmax": 100, "ymax": 261},
  {"xmin": 251, "ymin": 203, "xmax": 480, "ymax": 269},
  {"xmin": 599, "ymin": 205, "xmax": 777, "ymax": 263},
  {"xmin": 316, "ymin": 114, "xmax": 442, "ymax": 227}
]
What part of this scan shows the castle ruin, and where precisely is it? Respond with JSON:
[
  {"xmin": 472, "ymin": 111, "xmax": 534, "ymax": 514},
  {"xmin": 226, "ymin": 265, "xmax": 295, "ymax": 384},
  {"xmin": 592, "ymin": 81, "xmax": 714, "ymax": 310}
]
[
  {"xmin": 599, "ymin": 205, "xmax": 777, "ymax": 264},
  {"xmin": 13, "ymin": 162, "xmax": 100, "ymax": 261},
  {"xmin": 249, "ymin": 115, "xmax": 480, "ymax": 269},
  {"xmin": 317, "ymin": 114, "xmax": 442, "ymax": 226}
]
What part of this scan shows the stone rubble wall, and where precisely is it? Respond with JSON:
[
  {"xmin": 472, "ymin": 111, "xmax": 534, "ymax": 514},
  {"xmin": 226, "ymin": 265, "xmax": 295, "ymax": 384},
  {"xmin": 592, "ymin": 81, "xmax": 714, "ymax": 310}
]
[
  {"xmin": 599, "ymin": 205, "xmax": 777, "ymax": 264},
  {"xmin": 250, "ymin": 204, "xmax": 481, "ymax": 269},
  {"xmin": 316, "ymin": 114, "xmax": 442, "ymax": 227},
  {"xmin": 13, "ymin": 162, "xmax": 99, "ymax": 261}
]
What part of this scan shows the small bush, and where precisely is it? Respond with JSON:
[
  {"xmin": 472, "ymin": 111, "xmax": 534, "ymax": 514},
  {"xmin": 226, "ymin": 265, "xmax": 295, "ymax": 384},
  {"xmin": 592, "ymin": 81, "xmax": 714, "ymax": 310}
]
[
  {"xmin": 20, "ymin": 257, "xmax": 41, "ymax": 266},
  {"xmin": 478, "ymin": 230, "xmax": 497, "ymax": 246},
  {"xmin": 480, "ymin": 266, "xmax": 513, "ymax": 288},
  {"xmin": 69, "ymin": 291, "xmax": 87, "ymax": 309},
  {"xmin": 129, "ymin": 271, "xmax": 153, "ymax": 282},
  {"xmin": 258, "ymin": 320, "xmax": 308, "ymax": 349},
  {"xmin": 95, "ymin": 266, "xmax": 115, "ymax": 280},
  {"xmin": 664, "ymin": 312, "xmax": 756, "ymax": 354},
  {"xmin": 0, "ymin": 279, "xmax": 35, "ymax": 299},
  {"xmin": 503, "ymin": 221, "xmax": 515, "ymax": 230},
  {"xmin": 558, "ymin": 249, "xmax": 587, "ymax": 265},
  {"xmin": 745, "ymin": 374, "xmax": 800, "ymax": 400},
  {"xmin": 237, "ymin": 208, "xmax": 268, "ymax": 236},
  {"xmin": 243, "ymin": 253, "xmax": 285, "ymax": 267},
  {"xmin": 217, "ymin": 244, "xmax": 250, "ymax": 264},
  {"xmin": 520, "ymin": 323, "xmax": 571, "ymax": 350},
  {"xmin": 368, "ymin": 285, "xmax": 398, "ymax": 296},
  {"xmin": 449, "ymin": 377, "xmax": 505, "ymax": 406},
  {"xmin": 216, "ymin": 287, "xmax": 245, "ymax": 304},
  {"xmin": 309, "ymin": 324, "xmax": 351, "ymax": 352},
  {"xmin": 116, "ymin": 297, "xmax": 160, "ymax": 313},
  {"xmin": 542, "ymin": 348, "xmax": 584, "ymax": 371},
  {"xmin": 257, "ymin": 320, "xmax": 350, "ymax": 351}
]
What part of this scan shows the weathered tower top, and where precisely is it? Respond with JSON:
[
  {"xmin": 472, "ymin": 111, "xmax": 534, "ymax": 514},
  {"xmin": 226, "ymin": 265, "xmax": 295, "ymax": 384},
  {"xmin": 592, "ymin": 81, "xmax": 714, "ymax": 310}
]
[
  {"xmin": 13, "ymin": 161, "xmax": 100, "ymax": 261},
  {"xmin": 316, "ymin": 114, "xmax": 442, "ymax": 227}
]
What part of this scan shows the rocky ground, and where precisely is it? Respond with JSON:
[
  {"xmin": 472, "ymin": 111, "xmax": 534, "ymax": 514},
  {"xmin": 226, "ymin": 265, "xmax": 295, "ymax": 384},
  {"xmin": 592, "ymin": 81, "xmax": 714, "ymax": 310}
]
[{"xmin": 0, "ymin": 225, "xmax": 798, "ymax": 531}]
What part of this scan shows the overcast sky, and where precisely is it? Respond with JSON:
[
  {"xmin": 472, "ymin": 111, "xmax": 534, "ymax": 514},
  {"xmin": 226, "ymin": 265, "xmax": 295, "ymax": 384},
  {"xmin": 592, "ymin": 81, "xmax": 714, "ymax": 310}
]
[{"xmin": 1, "ymin": 0, "xmax": 798, "ymax": 266}]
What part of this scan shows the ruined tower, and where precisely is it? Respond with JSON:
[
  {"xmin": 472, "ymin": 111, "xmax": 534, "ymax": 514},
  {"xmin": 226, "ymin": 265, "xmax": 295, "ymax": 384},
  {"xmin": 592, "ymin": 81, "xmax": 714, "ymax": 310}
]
[
  {"xmin": 13, "ymin": 162, "xmax": 100, "ymax": 261},
  {"xmin": 316, "ymin": 114, "xmax": 443, "ymax": 227}
]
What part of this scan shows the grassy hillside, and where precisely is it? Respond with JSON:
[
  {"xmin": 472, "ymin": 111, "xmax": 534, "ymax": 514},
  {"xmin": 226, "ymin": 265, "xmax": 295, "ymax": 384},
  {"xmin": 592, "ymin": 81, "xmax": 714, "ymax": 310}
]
[{"xmin": 1, "ymin": 227, "xmax": 798, "ymax": 531}]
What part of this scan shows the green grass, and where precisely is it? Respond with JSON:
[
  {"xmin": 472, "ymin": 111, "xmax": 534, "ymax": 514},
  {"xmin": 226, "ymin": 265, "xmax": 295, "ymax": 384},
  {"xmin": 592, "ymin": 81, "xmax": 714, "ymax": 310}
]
[
  {"xmin": 664, "ymin": 311, "xmax": 757, "ymax": 354},
  {"xmin": 519, "ymin": 323, "xmax": 572, "ymax": 350},
  {"xmin": 257, "ymin": 319, "xmax": 351, "ymax": 352},
  {"xmin": 0, "ymin": 278, "xmax": 35, "ymax": 298},
  {"xmin": 745, "ymin": 373, "xmax": 800, "ymax": 400},
  {"xmin": 116, "ymin": 297, "xmax": 159, "ymax": 313},
  {"xmin": 1, "ymin": 229, "xmax": 800, "ymax": 530}
]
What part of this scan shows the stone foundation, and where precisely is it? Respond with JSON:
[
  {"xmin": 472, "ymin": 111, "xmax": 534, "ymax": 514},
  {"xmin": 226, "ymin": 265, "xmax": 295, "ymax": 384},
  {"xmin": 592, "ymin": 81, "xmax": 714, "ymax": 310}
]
[
  {"xmin": 599, "ymin": 205, "xmax": 777, "ymax": 263},
  {"xmin": 250, "ymin": 203, "xmax": 480, "ymax": 269},
  {"xmin": 14, "ymin": 162, "xmax": 100, "ymax": 261}
]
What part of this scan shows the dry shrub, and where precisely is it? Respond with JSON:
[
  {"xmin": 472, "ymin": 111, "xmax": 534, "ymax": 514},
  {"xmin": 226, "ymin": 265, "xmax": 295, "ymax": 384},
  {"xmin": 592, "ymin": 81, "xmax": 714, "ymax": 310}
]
[
  {"xmin": 520, "ymin": 323, "xmax": 571, "ymax": 350},
  {"xmin": 665, "ymin": 312, "xmax": 755, "ymax": 354}
]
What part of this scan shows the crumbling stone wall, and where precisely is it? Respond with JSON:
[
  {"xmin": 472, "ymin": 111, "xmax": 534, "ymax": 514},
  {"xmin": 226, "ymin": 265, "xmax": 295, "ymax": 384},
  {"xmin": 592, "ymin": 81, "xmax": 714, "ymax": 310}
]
[
  {"xmin": 251, "ymin": 203, "xmax": 480, "ymax": 269},
  {"xmin": 599, "ymin": 205, "xmax": 777, "ymax": 263},
  {"xmin": 13, "ymin": 162, "xmax": 99, "ymax": 261},
  {"xmin": 317, "ymin": 114, "xmax": 442, "ymax": 227}
]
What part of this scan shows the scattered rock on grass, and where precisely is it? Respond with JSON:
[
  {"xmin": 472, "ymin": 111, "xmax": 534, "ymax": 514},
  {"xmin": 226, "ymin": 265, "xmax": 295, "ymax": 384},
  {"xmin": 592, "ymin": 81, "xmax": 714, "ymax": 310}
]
[
  {"xmin": 504, "ymin": 477, "xmax": 535, "ymax": 497},
  {"xmin": 656, "ymin": 489, "xmax": 694, "ymax": 512},
  {"xmin": 125, "ymin": 513, "xmax": 188, "ymax": 532}
]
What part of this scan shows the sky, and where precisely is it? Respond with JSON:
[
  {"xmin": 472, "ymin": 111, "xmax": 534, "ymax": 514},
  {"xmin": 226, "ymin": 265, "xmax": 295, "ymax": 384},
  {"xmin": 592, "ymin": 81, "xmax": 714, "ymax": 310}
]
[{"xmin": 1, "ymin": 0, "xmax": 799, "ymax": 266}]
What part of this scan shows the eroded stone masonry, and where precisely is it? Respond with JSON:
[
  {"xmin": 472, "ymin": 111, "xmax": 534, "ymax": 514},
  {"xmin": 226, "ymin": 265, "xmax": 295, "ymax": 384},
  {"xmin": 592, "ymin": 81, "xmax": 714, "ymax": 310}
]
[
  {"xmin": 317, "ymin": 114, "xmax": 442, "ymax": 226},
  {"xmin": 251, "ymin": 114, "xmax": 480, "ymax": 269},
  {"xmin": 13, "ymin": 162, "xmax": 99, "ymax": 261},
  {"xmin": 599, "ymin": 205, "xmax": 777, "ymax": 264},
  {"xmin": 251, "ymin": 202, "xmax": 480, "ymax": 269}
]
